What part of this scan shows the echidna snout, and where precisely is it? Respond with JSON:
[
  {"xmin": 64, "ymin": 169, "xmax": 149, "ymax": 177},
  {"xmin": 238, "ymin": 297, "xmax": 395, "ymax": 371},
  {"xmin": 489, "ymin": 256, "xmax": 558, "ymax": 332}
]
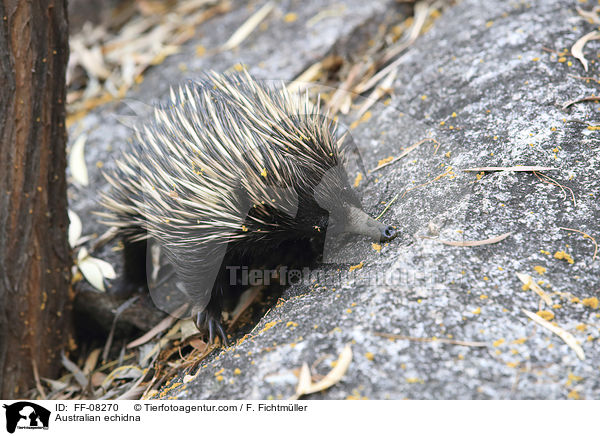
[{"xmin": 339, "ymin": 205, "xmax": 398, "ymax": 242}]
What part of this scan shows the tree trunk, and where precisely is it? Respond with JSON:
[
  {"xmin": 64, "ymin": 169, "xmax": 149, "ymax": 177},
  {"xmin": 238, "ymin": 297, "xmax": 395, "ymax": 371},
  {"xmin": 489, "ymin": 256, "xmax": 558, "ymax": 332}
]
[{"xmin": 0, "ymin": 0, "xmax": 72, "ymax": 399}]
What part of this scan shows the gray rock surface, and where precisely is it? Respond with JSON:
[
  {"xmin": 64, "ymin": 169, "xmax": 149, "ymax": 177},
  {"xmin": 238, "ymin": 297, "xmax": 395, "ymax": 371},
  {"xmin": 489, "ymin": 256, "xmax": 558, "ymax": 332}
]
[{"xmin": 71, "ymin": 0, "xmax": 600, "ymax": 399}]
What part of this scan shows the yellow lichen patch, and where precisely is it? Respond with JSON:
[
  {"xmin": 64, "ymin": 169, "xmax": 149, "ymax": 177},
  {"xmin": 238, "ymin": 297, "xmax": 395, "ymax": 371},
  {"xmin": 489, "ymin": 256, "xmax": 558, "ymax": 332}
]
[
  {"xmin": 286, "ymin": 321, "xmax": 298, "ymax": 328},
  {"xmin": 372, "ymin": 243, "xmax": 382, "ymax": 253},
  {"xmin": 493, "ymin": 338, "xmax": 505, "ymax": 347},
  {"xmin": 554, "ymin": 251, "xmax": 574, "ymax": 264},
  {"xmin": 406, "ymin": 377, "xmax": 424, "ymax": 384},
  {"xmin": 575, "ymin": 324, "xmax": 587, "ymax": 332},
  {"xmin": 472, "ymin": 307, "xmax": 481, "ymax": 315},
  {"xmin": 476, "ymin": 171, "xmax": 484, "ymax": 180},
  {"xmin": 533, "ymin": 265, "xmax": 546, "ymax": 275},
  {"xmin": 260, "ymin": 168, "xmax": 268, "ymax": 178},
  {"xmin": 506, "ymin": 362, "xmax": 519, "ymax": 368},
  {"xmin": 216, "ymin": 375, "xmax": 224, "ymax": 382},
  {"xmin": 365, "ymin": 352, "xmax": 374, "ymax": 361},
  {"xmin": 283, "ymin": 12, "xmax": 297, "ymax": 22},
  {"xmin": 445, "ymin": 151, "xmax": 451, "ymax": 158},
  {"xmin": 259, "ymin": 320, "xmax": 280, "ymax": 334},
  {"xmin": 377, "ymin": 156, "xmax": 394, "ymax": 167},
  {"xmin": 349, "ymin": 262, "xmax": 364, "ymax": 272},
  {"xmin": 582, "ymin": 297, "xmax": 599, "ymax": 309},
  {"xmin": 234, "ymin": 368, "xmax": 241, "ymax": 375},
  {"xmin": 349, "ymin": 111, "xmax": 372, "ymax": 129},
  {"xmin": 540, "ymin": 249, "xmax": 550, "ymax": 255},
  {"xmin": 566, "ymin": 373, "xmax": 583, "ymax": 387},
  {"xmin": 567, "ymin": 390, "xmax": 580, "ymax": 400},
  {"xmin": 214, "ymin": 368, "xmax": 224, "ymax": 376},
  {"xmin": 353, "ymin": 172, "xmax": 363, "ymax": 187},
  {"xmin": 480, "ymin": 295, "xmax": 488, "ymax": 300},
  {"xmin": 196, "ymin": 45, "xmax": 206, "ymax": 57},
  {"xmin": 536, "ymin": 310, "xmax": 554, "ymax": 321}
]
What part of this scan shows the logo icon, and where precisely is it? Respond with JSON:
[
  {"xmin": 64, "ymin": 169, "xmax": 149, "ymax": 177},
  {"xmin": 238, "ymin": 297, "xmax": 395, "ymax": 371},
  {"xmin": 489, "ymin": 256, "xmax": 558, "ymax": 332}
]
[{"xmin": 2, "ymin": 402, "xmax": 50, "ymax": 433}]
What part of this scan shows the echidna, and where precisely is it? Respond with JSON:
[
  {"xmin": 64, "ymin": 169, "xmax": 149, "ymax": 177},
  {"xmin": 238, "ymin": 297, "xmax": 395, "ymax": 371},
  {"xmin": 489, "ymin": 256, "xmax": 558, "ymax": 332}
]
[{"xmin": 99, "ymin": 69, "xmax": 397, "ymax": 345}]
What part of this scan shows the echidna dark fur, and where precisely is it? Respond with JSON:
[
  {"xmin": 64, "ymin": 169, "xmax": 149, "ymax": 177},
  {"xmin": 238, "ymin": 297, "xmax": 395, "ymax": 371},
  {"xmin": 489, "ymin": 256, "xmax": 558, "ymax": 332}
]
[{"xmin": 99, "ymin": 69, "xmax": 397, "ymax": 346}]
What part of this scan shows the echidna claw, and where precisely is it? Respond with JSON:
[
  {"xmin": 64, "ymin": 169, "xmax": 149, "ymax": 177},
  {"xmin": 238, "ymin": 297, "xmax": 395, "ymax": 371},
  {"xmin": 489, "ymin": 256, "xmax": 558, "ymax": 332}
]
[
  {"xmin": 194, "ymin": 310, "xmax": 228, "ymax": 347},
  {"xmin": 208, "ymin": 318, "xmax": 229, "ymax": 347},
  {"xmin": 215, "ymin": 322, "xmax": 228, "ymax": 347},
  {"xmin": 195, "ymin": 311, "xmax": 206, "ymax": 327},
  {"xmin": 208, "ymin": 319, "xmax": 215, "ymax": 344}
]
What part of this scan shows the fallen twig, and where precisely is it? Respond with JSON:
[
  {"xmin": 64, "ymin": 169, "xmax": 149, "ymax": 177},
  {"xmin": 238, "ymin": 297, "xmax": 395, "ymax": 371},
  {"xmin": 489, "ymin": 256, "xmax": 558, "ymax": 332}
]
[
  {"xmin": 533, "ymin": 171, "xmax": 576, "ymax": 207},
  {"xmin": 516, "ymin": 273, "xmax": 553, "ymax": 306},
  {"xmin": 562, "ymin": 95, "xmax": 600, "ymax": 110},
  {"xmin": 422, "ymin": 232, "xmax": 511, "ymax": 247},
  {"xmin": 126, "ymin": 304, "xmax": 188, "ymax": 349},
  {"xmin": 522, "ymin": 309, "xmax": 585, "ymax": 360},
  {"xmin": 371, "ymin": 138, "xmax": 439, "ymax": 173},
  {"xmin": 376, "ymin": 193, "xmax": 400, "ymax": 220},
  {"xmin": 374, "ymin": 332, "xmax": 488, "ymax": 347},
  {"xmin": 463, "ymin": 166, "xmax": 558, "ymax": 172}
]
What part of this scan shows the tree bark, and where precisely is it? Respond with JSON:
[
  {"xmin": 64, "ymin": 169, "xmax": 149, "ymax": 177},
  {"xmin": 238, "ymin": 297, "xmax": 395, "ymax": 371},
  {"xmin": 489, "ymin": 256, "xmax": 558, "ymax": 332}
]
[{"xmin": 0, "ymin": 0, "xmax": 72, "ymax": 399}]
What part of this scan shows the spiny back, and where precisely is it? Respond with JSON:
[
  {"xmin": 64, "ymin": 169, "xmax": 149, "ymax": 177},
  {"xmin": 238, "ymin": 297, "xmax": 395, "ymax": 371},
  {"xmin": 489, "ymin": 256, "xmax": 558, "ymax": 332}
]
[{"xmin": 99, "ymin": 70, "xmax": 346, "ymax": 248}]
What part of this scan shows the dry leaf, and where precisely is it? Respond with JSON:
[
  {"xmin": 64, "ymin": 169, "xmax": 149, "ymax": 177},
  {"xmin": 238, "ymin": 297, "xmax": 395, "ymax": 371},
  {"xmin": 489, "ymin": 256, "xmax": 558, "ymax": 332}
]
[
  {"xmin": 126, "ymin": 304, "xmax": 188, "ymax": 348},
  {"xmin": 83, "ymin": 348, "xmax": 102, "ymax": 375},
  {"xmin": 101, "ymin": 365, "xmax": 144, "ymax": 391},
  {"xmin": 61, "ymin": 352, "xmax": 88, "ymax": 389},
  {"xmin": 229, "ymin": 285, "xmax": 263, "ymax": 327},
  {"xmin": 69, "ymin": 133, "xmax": 89, "ymax": 186},
  {"xmin": 462, "ymin": 166, "xmax": 558, "ymax": 172},
  {"xmin": 287, "ymin": 61, "xmax": 323, "ymax": 94},
  {"xmin": 374, "ymin": 332, "xmax": 487, "ymax": 347},
  {"xmin": 293, "ymin": 363, "xmax": 312, "ymax": 399},
  {"xmin": 426, "ymin": 232, "xmax": 511, "ymax": 247},
  {"xmin": 91, "ymin": 372, "xmax": 107, "ymax": 388},
  {"xmin": 291, "ymin": 344, "xmax": 352, "ymax": 399},
  {"xmin": 68, "ymin": 209, "xmax": 83, "ymax": 248},
  {"xmin": 562, "ymin": 95, "xmax": 600, "ymax": 110},
  {"xmin": 77, "ymin": 248, "xmax": 107, "ymax": 292},
  {"xmin": 516, "ymin": 273, "xmax": 553, "ymax": 306},
  {"xmin": 571, "ymin": 30, "xmax": 600, "ymax": 72},
  {"xmin": 180, "ymin": 319, "xmax": 199, "ymax": 341},
  {"xmin": 522, "ymin": 309, "xmax": 585, "ymax": 360},
  {"xmin": 576, "ymin": 6, "xmax": 600, "ymax": 24},
  {"xmin": 221, "ymin": 2, "xmax": 274, "ymax": 51},
  {"xmin": 188, "ymin": 338, "xmax": 207, "ymax": 351},
  {"xmin": 87, "ymin": 256, "xmax": 116, "ymax": 280}
]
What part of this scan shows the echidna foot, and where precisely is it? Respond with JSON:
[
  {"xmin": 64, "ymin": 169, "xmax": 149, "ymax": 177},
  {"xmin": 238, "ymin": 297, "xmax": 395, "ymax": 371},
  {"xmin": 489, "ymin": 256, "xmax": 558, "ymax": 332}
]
[{"xmin": 194, "ymin": 310, "xmax": 228, "ymax": 347}]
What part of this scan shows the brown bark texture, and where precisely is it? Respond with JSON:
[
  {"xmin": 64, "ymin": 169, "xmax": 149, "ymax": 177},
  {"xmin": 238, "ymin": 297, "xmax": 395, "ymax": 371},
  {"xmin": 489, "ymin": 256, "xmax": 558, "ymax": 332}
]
[{"xmin": 0, "ymin": 0, "xmax": 72, "ymax": 399}]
